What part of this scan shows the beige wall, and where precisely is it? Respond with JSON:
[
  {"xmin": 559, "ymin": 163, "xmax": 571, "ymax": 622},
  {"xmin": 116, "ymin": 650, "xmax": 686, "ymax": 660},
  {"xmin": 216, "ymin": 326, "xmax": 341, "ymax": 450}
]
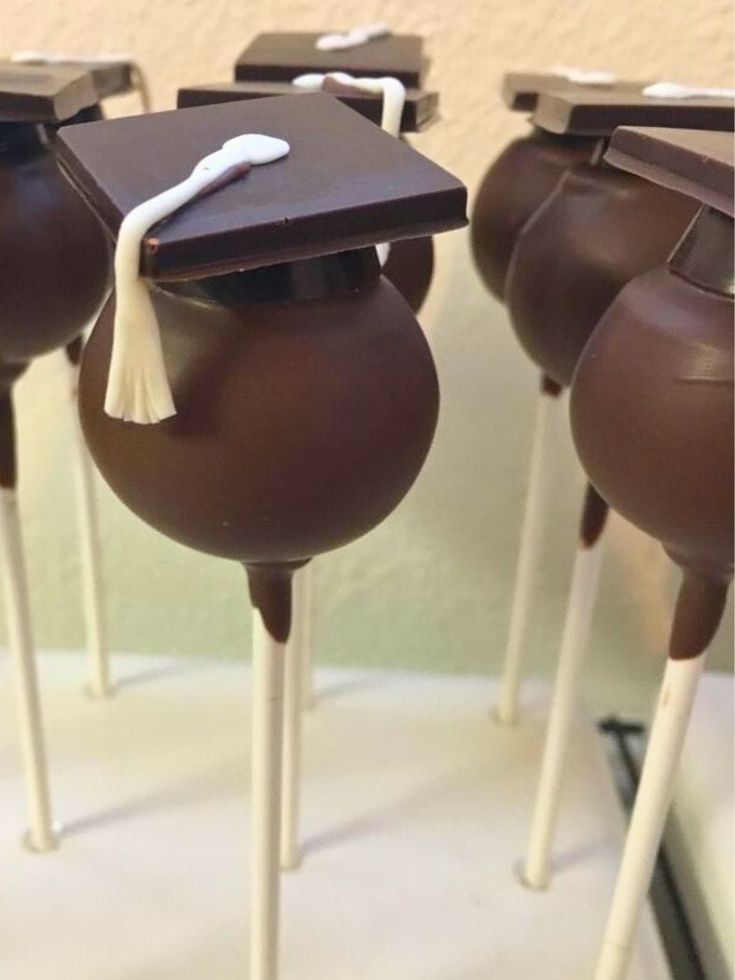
[{"xmin": 2, "ymin": 1, "xmax": 733, "ymax": 711}]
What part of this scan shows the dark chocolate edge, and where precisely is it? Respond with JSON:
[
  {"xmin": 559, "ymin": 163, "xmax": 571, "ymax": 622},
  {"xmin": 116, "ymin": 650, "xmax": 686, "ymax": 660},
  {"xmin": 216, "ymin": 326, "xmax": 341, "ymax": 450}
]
[
  {"xmin": 605, "ymin": 130, "xmax": 734, "ymax": 217},
  {"xmin": 0, "ymin": 70, "xmax": 98, "ymax": 123},
  {"xmin": 534, "ymin": 94, "xmax": 735, "ymax": 136}
]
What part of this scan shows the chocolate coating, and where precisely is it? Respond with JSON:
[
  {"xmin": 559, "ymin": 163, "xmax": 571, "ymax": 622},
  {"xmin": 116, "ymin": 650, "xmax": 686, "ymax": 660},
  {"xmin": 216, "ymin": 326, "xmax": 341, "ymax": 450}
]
[
  {"xmin": 570, "ymin": 263, "xmax": 733, "ymax": 583},
  {"xmin": 506, "ymin": 162, "xmax": 698, "ymax": 385},
  {"xmin": 470, "ymin": 129, "xmax": 598, "ymax": 301},
  {"xmin": 79, "ymin": 256, "xmax": 439, "ymax": 564},
  {"xmin": 0, "ymin": 125, "xmax": 110, "ymax": 363},
  {"xmin": 382, "ymin": 234, "xmax": 434, "ymax": 314}
]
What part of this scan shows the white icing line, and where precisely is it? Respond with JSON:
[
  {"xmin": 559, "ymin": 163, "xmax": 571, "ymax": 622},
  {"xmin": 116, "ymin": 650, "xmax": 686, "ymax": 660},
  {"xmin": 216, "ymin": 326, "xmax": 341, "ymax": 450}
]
[
  {"xmin": 643, "ymin": 82, "xmax": 735, "ymax": 100},
  {"xmin": 292, "ymin": 72, "xmax": 405, "ymax": 268},
  {"xmin": 550, "ymin": 65, "xmax": 616, "ymax": 86},
  {"xmin": 316, "ymin": 23, "xmax": 390, "ymax": 51},
  {"xmin": 108, "ymin": 134, "xmax": 289, "ymax": 425}
]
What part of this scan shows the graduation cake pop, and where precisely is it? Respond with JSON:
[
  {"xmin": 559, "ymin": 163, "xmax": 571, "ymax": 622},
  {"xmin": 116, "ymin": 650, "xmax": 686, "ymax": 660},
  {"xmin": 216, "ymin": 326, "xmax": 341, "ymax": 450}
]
[{"xmin": 57, "ymin": 92, "xmax": 466, "ymax": 979}]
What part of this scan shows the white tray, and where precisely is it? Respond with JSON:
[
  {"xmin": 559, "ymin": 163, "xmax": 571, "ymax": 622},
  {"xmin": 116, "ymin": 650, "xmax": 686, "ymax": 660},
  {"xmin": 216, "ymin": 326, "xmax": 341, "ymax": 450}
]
[{"xmin": 0, "ymin": 654, "xmax": 670, "ymax": 979}]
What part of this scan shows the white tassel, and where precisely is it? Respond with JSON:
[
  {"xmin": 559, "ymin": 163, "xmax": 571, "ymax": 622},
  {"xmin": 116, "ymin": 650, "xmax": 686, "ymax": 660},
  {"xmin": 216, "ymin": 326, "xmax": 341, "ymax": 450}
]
[
  {"xmin": 107, "ymin": 133, "xmax": 290, "ymax": 425},
  {"xmin": 292, "ymin": 72, "xmax": 405, "ymax": 268},
  {"xmin": 550, "ymin": 65, "xmax": 616, "ymax": 86},
  {"xmin": 316, "ymin": 23, "xmax": 390, "ymax": 51},
  {"xmin": 643, "ymin": 81, "xmax": 735, "ymax": 100}
]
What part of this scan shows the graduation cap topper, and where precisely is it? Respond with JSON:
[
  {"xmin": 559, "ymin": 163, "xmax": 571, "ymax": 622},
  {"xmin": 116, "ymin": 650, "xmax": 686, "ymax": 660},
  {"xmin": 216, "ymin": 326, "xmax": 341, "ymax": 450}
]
[{"xmin": 57, "ymin": 94, "xmax": 466, "ymax": 424}]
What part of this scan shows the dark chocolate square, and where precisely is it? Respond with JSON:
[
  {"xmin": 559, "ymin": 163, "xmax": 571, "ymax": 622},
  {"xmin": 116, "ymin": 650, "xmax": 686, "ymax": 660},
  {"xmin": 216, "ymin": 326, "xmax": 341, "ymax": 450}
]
[
  {"xmin": 606, "ymin": 127, "xmax": 734, "ymax": 217},
  {"xmin": 235, "ymin": 32, "xmax": 424, "ymax": 87},
  {"xmin": 501, "ymin": 73, "xmax": 646, "ymax": 112},
  {"xmin": 533, "ymin": 89, "xmax": 735, "ymax": 136},
  {"xmin": 12, "ymin": 57, "xmax": 134, "ymax": 100},
  {"xmin": 0, "ymin": 61, "xmax": 98, "ymax": 122},
  {"xmin": 176, "ymin": 80, "xmax": 438, "ymax": 132},
  {"xmin": 57, "ymin": 93, "xmax": 466, "ymax": 281}
]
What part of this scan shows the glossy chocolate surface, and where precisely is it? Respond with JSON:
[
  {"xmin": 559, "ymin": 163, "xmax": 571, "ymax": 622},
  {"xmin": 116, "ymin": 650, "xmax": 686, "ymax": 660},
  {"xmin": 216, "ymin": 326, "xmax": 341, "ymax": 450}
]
[
  {"xmin": 79, "ymin": 258, "xmax": 439, "ymax": 564},
  {"xmin": 0, "ymin": 61, "xmax": 97, "ymax": 122},
  {"xmin": 570, "ymin": 260, "xmax": 733, "ymax": 646},
  {"xmin": 606, "ymin": 127, "xmax": 734, "ymax": 218},
  {"xmin": 12, "ymin": 57, "xmax": 135, "ymax": 101},
  {"xmin": 235, "ymin": 32, "xmax": 424, "ymax": 87},
  {"xmin": 471, "ymin": 129, "xmax": 599, "ymax": 301},
  {"xmin": 506, "ymin": 160, "xmax": 697, "ymax": 385},
  {"xmin": 533, "ymin": 89, "xmax": 735, "ymax": 136},
  {"xmin": 57, "ymin": 94, "xmax": 466, "ymax": 281},
  {"xmin": 177, "ymin": 80, "xmax": 438, "ymax": 132},
  {"xmin": 382, "ymin": 236, "xmax": 434, "ymax": 313},
  {"xmin": 0, "ymin": 124, "xmax": 110, "ymax": 362}
]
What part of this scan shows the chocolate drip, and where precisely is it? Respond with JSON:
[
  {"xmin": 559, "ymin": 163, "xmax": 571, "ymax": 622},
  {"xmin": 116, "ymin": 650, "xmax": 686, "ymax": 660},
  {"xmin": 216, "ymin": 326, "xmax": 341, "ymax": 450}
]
[
  {"xmin": 246, "ymin": 560, "xmax": 309, "ymax": 643},
  {"xmin": 580, "ymin": 483, "xmax": 609, "ymax": 548},
  {"xmin": 65, "ymin": 336, "xmax": 84, "ymax": 366},
  {"xmin": 540, "ymin": 374, "xmax": 563, "ymax": 397},
  {"xmin": 669, "ymin": 568, "xmax": 731, "ymax": 659},
  {"xmin": 0, "ymin": 383, "xmax": 16, "ymax": 489}
]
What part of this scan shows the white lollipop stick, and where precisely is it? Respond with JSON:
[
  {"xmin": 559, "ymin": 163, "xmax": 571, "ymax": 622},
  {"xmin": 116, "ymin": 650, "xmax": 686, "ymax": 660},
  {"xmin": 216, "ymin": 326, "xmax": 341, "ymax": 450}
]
[
  {"xmin": 64, "ymin": 345, "xmax": 109, "ymax": 697},
  {"xmin": 108, "ymin": 133, "xmax": 289, "ymax": 425},
  {"xmin": 280, "ymin": 566, "xmax": 311, "ymax": 869},
  {"xmin": 523, "ymin": 492, "xmax": 607, "ymax": 888},
  {"xmin": 293, "ymin": 71, "xmax": 405, "ymax": 267},
  {"xmin": 496, "ymin": 382, "xmax": 561, "ymax": 725},
  {"xmin": 0, "ymin": 463, "xmax": 55, "ymax": 851},
  {"xmin": 251, "ymin": 610, "xmax": 286, "ymax": 980},
  {"xmin": 643, "ymin": 82, "xmax": 735, "ymax": 99},
  {"xmin": 594, "ymin": 651, "xmax": 707, "ymax": 979}
]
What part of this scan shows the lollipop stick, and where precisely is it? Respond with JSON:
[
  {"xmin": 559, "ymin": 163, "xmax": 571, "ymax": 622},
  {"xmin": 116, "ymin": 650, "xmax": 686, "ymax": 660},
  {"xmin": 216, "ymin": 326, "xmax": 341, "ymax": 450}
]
[
  {"xmin": 296, "ymin": 564, "xmax": 315, "ymax": 710},
  {"xmin": 281, "ymin": 564, "xmax": 311, "ymax": 870},
  {"xmin": 247, "ymin": 564, "xmax": 296, "ymax": 980},
  {"xmin": 595, "ymin": 570, "xmax": 728, "ymax": 980},
  {"xmin": 64, "ymin": 342, "xmax": 109, "ymax": 697},
  {"xmin": 496, "ymin": 377, "xmax": 561, "ymax": 725},
  {"xmin": 523, "ymin": 486, "xmax": 608, "ymax": 889},
  {"xmin": 0, "ymin": 385, "xmax": 55, "ymax": 851}
]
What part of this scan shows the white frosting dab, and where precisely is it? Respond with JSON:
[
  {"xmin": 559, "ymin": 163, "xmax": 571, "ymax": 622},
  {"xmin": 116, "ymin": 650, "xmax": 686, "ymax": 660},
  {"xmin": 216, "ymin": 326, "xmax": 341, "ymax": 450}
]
[
  {"xmin": 550, "ymin": 65, "xmax": 616, "ymax": 86},
  {"xmin": 643, "ymin": 82, "xmax": 735, "ymax": 100},
  {"xmin": 316, "ymin": 23, "xmax": 390, "ymax": 51},
  {"xmin": 108, "ymin": 133, "xmax": 289, "ymax": 425},
  {"xmin": 293, "ymin": 72, "xmax": 405, "ymax": 267}
]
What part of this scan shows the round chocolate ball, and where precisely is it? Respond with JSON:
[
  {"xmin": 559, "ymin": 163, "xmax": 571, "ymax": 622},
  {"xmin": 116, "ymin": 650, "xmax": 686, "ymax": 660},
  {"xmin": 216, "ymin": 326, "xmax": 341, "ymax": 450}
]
[
  {"xmin": 79, "ymin": 255, "xmax": 439, "ymax": 564},
  {"xmin": 471, "ymin": 129, "xmax": 597, "ymax": 302},
  {"xmin": 570, "ymin": 264, "xmax": 733, "ymax": 578},
  {"xmin": 0, "ymin": 124, "xmax": 110, "ymax": 364},
  {"xmin": 382, "ymin": 235, "xmax": 434, "ymax": 314},
  {"xmin": 505, "ymin": 162, "xmax": 698, "ymax": 386}
]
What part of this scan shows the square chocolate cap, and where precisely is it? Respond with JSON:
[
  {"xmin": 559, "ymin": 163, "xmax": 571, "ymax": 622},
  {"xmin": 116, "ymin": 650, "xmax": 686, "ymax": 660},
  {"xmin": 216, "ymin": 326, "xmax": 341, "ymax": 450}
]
[
  {"xmin": 532, "ymin": 88, "xmax": 735, "ymax": 136},
  {"xmin": 12, "ymin": 56, "xmax": 135, "ymax": 100},
  {"xmin": 501, "ymin": 72, "xmax": 642, "ymax": 112},
  {"xmin": 57, "ymin": 93, "xmax": 466, "ymax": 281},
  {"xmin": 606, "ymin": 127, "xmax": 734, "ymax": 217},
  {"xmin": 177, "ymin": 80, "xmax": 438, "ymax": 133},
  {"xmin": 235, "ymin": 32, "xmax": 424, "ymax": 87},
  {"xmin": 0, "ymin": 61, "xmax": 98, "ymax": 123}
]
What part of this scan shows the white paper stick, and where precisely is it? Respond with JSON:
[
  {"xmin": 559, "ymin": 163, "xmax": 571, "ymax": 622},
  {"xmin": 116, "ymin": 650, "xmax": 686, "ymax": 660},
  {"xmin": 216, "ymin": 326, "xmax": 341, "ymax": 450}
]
[
  {"xmin": 280, "ymin": 568, "xmax": 310, "ymax": 869},
  {"xmin": 522, "ymin": 533, "xmax": 606, "ymax": 888},
  {"xmin": 0, "ymin": 486, "xmax": 56, "ymax": 851},
  {"xmin": 594, "ymin": 652, "xmax": 707, "ymax": 980},
  {"xmin": 496, "ymin": 387, "xmax": 560, "ymax": 725},
  {"xmin": 297, "ymin": 565, "xmax": 315, "ymax": 710},
  {"xmin": 251, "ymin": 611, "xmax": 286, "ymax": 980},
  {"xmin": 108, "ymin": 133, "xmax": 289, "ymax": 424},
  {"xmin": 64, "ymin": 351, "xmax": 109, "ymax": 697}
]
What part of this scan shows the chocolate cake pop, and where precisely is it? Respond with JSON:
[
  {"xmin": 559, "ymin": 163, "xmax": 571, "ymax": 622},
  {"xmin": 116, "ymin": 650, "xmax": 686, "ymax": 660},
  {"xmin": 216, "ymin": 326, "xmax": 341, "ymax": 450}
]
[
  {"xmin": 569, "ymin": 125, "xmax": 733, "ymax": 980},
  {"xmin": 506, "ymin": 89, "xmax": 733, "ymax": 892},
  {"xmin": 10, "ymin": 52, "xmax": 150, "ymax": 109},
  {"xmin": 57, "ymin": 93, "xmax": 466, "ymax": 979},
  {"xmin": 0, "ymin": 63, "xmax": 115, "ymax": 852}
]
